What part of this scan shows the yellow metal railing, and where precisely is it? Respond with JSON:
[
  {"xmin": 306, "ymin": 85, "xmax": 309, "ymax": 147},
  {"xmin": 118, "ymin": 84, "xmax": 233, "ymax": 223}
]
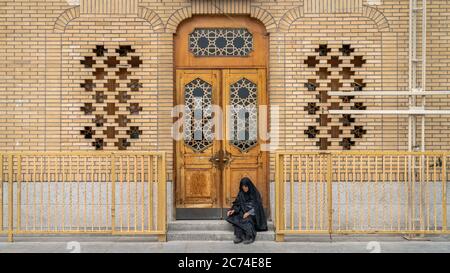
[
  {"xmin": 0, "ymin": 152, "xmax": 167, "ymax": 242},
  {"xmin": 275, "ymin": 151, "xmax": 449, "ymax": 241}
]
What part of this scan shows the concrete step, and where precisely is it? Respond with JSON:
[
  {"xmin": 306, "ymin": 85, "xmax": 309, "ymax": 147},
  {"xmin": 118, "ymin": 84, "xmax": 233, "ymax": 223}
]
[
  {"xmin": 169, "ymin": 220, "xmax": 275, "ymax": 231},
  {"xmin": 167, "ymin": 230, "xmax": 275, "ymax": 241},
  {"xmin": 169, "ymin": 220, "xmax": 233, "ymax": 231},
  {"xmin": 168, "ymin": 220, "xmax": 275, "ymax": 241}
]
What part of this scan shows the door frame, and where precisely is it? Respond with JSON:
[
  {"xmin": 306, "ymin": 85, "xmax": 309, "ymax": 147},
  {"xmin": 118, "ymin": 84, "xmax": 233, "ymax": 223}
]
[{"xmin": 173, "ymin": 15, "xmax": 270, "ymax": 220}]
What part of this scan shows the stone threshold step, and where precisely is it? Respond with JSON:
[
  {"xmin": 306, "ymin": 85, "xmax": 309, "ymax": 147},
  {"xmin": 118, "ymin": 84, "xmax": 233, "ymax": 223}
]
[
  {"xmin": 169, "ymin": 220, "xmax": 274, "ymax": 231},
  {"xmin": 167, "ymin": 230, "xmax": 275, "ymax": 241}
]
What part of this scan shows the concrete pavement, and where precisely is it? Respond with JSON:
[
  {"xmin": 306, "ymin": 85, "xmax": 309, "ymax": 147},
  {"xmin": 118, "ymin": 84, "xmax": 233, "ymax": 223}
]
[{"xmin": 0, "ymin": 235, "xmax": 449, "ymax": 253}]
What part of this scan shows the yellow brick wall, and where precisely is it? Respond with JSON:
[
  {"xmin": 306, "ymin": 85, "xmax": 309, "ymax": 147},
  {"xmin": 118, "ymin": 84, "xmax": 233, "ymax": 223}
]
[
  {"xmin": 283, "ymin": 15, "xmax": 385, "ymax": 151},
  {"xmin": 60, "ymin": 15, "xmax": 160, "ymax": 151},
  {"xmin": 1, "ymin": 0, "xmax": 450, "ymax": 181}
]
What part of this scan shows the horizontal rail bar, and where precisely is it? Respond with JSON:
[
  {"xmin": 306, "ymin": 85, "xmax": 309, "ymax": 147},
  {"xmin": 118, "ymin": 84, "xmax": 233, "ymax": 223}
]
[
  {"xmin": 0, "ymin": 151, "xmax": 165, "ymax": 156},
  {"xmin": 276, "ymin": 151, "xmax": 449, "ymax": 156},
  {"xmin": 328, "ymin": 91, "xmax": 450, "ymax": 96},
  {"xmin": 328, "ymin": 110, "xmax": 450, "ymax": 115},
  {"xmin": 277, "ymin": 230, "xmax": 449, "ymax": 235}
]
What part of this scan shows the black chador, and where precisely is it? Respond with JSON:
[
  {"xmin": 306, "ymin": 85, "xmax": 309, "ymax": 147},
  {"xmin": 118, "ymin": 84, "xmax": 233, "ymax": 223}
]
[{"xmin": 226, "ymin": 177, "xmax": 267, "ymax": 244}]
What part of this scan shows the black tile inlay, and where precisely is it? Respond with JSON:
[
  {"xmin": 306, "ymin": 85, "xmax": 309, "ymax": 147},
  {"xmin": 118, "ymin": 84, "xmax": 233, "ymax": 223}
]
[
  {"xmin": 93, "ymin": 138, "xmax": 105, "ymax": 150},
  {"xmin": 339, "ymin": 95, "xmax": 355, "ymax": 103},
  {"xmin": 340, "ymin": 138, "xmax": 355, "ymax": 150},
  {"xmin": 128, "ymin": 79, "xmax": 143, "ymax": 91},
  {"xmin": 115, "ymin": 138, "xmax": 130, "ymax": 150},
  {"xmin": 81, "ymin": 103, "xmax": 95, "ymax": 115},
  {"xmin": 81, "ymin": 79, "xmax": 96, "ymax": 91},
  {"xmin": 93, "ymin": 45, "xmax": 108, "ymax": 57},
  {"xmin": 305, "ymin": 80, "xmax": 318, "ymax": 91},
  {"xmin": 340, "ymin": 114, "xmax": 355, "ymax": 126},
  {"xmin": 351, "ymin": 126, "xmax": 367, "ymax": 138},
  {"xmin": 93, "ymin": 91, "xmax": 107, "ymax": 103},
  {"xmin": 352, "ymin": 79, "xmax": 366, "ymax": 91},
  {"xmin": 127, "ymin": 126, "xmax": 142, "ymax": 139},
  {"xmin": 80, "ymin": 126, "xmax": 94, "ymax": 139},
  {"xmin": 93, "ymin": 115, "xmax": 106, "ymax": 127},
  {"xmin": 81, "ymin": 57, "xmax": 96, "ymax": 68},
  {"xmin": 304, "ymin": 102, "xmax": 320, "ymax": 115},
  {"xmin": 128, "ymin": 103, "xmax": 142, "ymax": 115},
  {"xmin": 339, "ymin": 44, "xmax": 354, "ymax": 56},
  {"xmin": 304, "ymin": 126, "xmax": 319, "ymax": 138},
  {"xmin": 351, "ymin": 102, "xmax": 367, "ymax": 110},
  {"xmin": 316, "ymin": 44, "xmax": 331, "ymax": 56},
  {"xmin": 116, "ymin": 45, "xmax": 135, "ymax": 56}
]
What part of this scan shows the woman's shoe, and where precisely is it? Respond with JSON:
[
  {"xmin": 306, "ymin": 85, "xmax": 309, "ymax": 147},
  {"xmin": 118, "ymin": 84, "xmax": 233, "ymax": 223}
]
[
  {"xmin": 243, "ymin": 239, "xmax": 254, "ymax": 244},
  {"xmin": 233, "ymin": 237, "xmax": 243, "ymax": 244}
]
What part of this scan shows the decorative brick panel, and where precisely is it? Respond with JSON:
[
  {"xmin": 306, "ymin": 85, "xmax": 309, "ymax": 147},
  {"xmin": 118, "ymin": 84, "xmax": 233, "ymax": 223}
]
[
  {"xmin": 191, "ymin": 0, "xmax": 251, "ymax": 14},
  {"xmin": 304, "ymin": 0, "xmax": 363, "ymax": 13},
  {"xmin": 80, "ymin": 0, "xmax": 138, "ymax": 15},
  {"xmin": 79, "ymin": 44, "xmax": 143, "ymax": 150}
]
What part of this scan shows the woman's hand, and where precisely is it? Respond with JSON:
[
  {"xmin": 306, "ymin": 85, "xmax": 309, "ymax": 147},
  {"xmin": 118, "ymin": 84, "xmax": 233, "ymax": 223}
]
[
  {"xmin": 227, "ymin": 210, "xmax": 235, "ymax": 217},
  {"xmin": 243, "ymin": 212, "xmax": 250, "ymax": 219}
]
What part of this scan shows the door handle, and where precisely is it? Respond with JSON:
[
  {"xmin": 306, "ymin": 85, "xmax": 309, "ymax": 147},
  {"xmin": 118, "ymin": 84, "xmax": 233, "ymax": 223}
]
[
  {"xmin": 223, "ymin": 151, "xmax": 233, "ymax": 166},
  {"xmin": 210, "ymin": 151, "xmax": 233, "ymax": 168},
  {"xmin": 209, "ymin": 153, "xmax": 221, "ymax": 168}
]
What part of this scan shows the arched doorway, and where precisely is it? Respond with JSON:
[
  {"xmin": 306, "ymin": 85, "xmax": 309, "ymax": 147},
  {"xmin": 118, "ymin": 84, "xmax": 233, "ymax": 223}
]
[{"xmin": 174, "ymin": 15, "xmax": 269, "ymax": 219}]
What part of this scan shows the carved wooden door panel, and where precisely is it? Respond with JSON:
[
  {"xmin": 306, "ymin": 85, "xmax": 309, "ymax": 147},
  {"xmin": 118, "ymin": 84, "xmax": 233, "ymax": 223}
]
[
  {"xmin": 222, "ymin": 69, "xmax": 269, "ymax": 209},
  {"xmin": 176, "ymin": 69, "xmax": 268, "ymax": 219},
  {"xmin": 175, "ymin": 70, "xmax": 222, "ymax": 217}
]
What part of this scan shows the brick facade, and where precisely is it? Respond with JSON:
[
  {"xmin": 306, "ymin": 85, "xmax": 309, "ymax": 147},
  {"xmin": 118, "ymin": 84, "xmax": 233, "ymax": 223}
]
[{"xmin": 1, "ymin": 0, "xmax": 450, "ymax": 182}]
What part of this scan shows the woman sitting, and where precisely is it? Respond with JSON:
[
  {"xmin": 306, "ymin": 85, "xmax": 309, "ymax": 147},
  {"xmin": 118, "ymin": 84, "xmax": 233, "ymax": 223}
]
[{"xmin": 226, "ymin": 177, "xmax": 267, "ymax": 244}]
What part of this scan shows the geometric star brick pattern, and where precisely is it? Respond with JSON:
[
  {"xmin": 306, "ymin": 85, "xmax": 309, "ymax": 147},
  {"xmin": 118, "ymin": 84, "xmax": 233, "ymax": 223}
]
[{"xmin": 80, "ymin": 45, "xmax": 142, "ymax": 150}]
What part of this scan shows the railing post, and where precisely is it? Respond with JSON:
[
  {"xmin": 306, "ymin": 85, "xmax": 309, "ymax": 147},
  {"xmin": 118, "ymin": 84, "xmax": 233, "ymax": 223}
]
[
  {"xmin": 8, "ymin": 154, "xmax": 13, "ymax": 242},
  {"xmin": 157, "ymin": 153, "xmax": 167, "ymax": 242},
  {"xmin": 0, "ymin": 154, "xmax": 3, "ymax": 234},
  {"xmin": 442, "ymin": 155, "xmax": 447, "ymax": 232},
  {"xmin": 111, "ymin": 154, "xmax": 116, "ymax": 235},
  {"xmin": 275, "ymin": 153, "xmax": 285, "ymax": 242},
  {"xmin": 16, "ymin": 155, "xmax": 21, "ymax": 232},
  {"xmin": 327, "ymin": 153, "xmax": 333, "ymax": 236}
]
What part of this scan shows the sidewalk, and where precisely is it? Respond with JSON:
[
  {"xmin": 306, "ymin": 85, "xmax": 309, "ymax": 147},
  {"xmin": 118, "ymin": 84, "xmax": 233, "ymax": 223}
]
[{"xmin": 0, "ymin": 236, "xmax": 449, "ymax": 253}]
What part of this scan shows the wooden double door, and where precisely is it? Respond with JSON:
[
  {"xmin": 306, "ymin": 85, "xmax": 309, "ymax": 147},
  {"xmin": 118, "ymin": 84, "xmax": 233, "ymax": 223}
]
[{"xmin": 175, "ymin": 69, "xmax": 268, "ymax": 219}]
